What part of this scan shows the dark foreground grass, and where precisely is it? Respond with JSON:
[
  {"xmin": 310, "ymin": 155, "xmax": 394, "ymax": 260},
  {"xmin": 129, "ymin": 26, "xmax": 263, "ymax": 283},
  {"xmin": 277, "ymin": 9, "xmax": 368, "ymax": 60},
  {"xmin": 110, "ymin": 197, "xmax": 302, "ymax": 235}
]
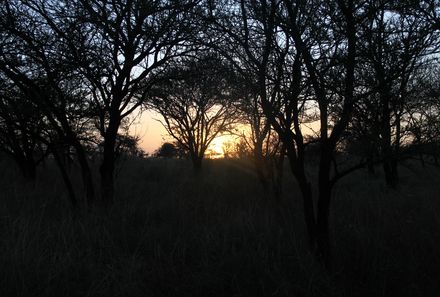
[{"xmin": 0, "ymin": 156, "xmax": 439, "ymax": 297}]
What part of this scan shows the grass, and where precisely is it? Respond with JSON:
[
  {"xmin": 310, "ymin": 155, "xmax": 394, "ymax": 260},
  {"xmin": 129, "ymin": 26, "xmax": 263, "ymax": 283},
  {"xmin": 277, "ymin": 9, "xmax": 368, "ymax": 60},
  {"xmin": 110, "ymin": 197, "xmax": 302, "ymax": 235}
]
[{"xmin": 0, "ymin": 156, "xmax": 439, "ymax": 296}]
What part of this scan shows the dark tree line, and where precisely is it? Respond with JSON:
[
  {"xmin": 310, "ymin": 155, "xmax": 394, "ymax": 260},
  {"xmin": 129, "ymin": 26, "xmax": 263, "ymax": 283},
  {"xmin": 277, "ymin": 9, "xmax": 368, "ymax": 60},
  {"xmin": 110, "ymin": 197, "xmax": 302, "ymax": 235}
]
[
  {"xmin": 1, "ymin": 0, "xmax": 440, "ymax": 268},
  {"xmin": 0, "ymin": 0, "xmax": 198, "ymax": 208},
  {"xmin": 200, "ymin": 0, "xmax": 440, "ymax": 268}
]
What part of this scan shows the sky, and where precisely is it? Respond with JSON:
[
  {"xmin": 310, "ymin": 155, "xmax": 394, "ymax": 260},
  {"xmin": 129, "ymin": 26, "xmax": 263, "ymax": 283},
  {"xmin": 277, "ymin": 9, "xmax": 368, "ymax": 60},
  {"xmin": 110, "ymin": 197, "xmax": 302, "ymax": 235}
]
[
  {"xmin": 128, "ymin": 110, "xmax": 238, "ymax": 156},
  {"xmin": 128, "ymin": 110, "xmax": 169, "ymax": 154},
  {"xmin": 130, "ymin": 110, "xmax": 320, "ymax": 156}
]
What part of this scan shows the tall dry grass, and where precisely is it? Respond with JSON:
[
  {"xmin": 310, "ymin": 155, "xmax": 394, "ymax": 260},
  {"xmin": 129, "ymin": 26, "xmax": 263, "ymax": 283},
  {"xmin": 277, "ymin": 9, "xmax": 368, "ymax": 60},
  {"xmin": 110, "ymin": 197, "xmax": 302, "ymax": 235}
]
[{"xmin": 0, "ymin": 156, "xmax": 439, "ymax": 296}]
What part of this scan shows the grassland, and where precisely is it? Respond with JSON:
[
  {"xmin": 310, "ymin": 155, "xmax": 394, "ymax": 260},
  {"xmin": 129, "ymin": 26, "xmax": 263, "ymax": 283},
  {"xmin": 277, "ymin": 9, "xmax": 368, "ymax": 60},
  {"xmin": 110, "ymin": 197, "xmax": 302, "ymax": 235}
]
[{"xmin": 0, "ymin": 156, "xmax": 439, "ymax": 297}]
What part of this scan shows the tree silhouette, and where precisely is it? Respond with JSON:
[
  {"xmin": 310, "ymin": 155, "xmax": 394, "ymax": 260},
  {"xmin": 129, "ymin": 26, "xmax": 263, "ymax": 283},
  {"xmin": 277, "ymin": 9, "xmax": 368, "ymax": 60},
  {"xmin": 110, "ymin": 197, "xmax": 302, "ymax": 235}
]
[
  {"xmin": 206, "ymin": 0, "xmax": 405, "ymax": 268},
  {"xmin": 1, "ymin": 0, "xmax": 200, "ymax": 206},
  {"xmin": 148, "ymin": 54, "xmax": 240, "ymax": 170},
  {"xmin": 354, "ymin": 2, "xmax": 436, "ymax": 186},
  {"xmin": 0, "ymin": 1, "xmax": 96, "ymax": 207},
  {"xmin": 155, "ymin": 142, "xmax": 180, "ymax": 158},
  {"xmin": 0, "ymin": 80, "xmax": 44, "ymax": 181}
]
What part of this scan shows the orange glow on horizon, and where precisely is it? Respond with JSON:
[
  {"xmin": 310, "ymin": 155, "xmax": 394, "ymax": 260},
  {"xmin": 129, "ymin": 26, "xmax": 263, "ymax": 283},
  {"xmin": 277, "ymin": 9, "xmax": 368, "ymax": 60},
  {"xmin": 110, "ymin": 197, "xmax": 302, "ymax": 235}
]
[
  {"xmin": 128, "ymin": 110, "xmax": 169, "ymax": 154},
  {"xmin": 129, "ymin": 111, "xmax": 243, "ymax": 157},
  {"xmin": 206, "ymin": 134, "xmax": 239, "ymax": 159},
  {"xmin": 130, "ymin": 111, "xmax": 320, "ymax": 157}
]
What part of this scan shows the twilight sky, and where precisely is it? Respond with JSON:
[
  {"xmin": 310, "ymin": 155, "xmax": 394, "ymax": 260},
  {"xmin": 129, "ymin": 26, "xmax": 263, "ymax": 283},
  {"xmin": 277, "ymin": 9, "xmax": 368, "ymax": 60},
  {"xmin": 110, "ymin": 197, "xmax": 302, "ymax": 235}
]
[
  {"xmin": 131, "ymin": 110, "xmax": 320, "ymax": 156},
  {"xmin": 129, "ymin": 110, "xmax": 169, "ymax": 154},
  {"xmin": 130, "ymin": 110, "xmax": 245, "ymax": 156}
]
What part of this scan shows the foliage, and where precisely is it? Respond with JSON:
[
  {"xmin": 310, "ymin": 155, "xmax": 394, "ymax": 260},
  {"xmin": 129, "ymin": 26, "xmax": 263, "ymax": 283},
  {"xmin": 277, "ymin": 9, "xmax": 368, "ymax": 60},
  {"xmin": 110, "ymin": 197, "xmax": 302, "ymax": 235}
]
[{"xmin": 154, "ymin": 142, "xmax": 184, "ymax": 158}]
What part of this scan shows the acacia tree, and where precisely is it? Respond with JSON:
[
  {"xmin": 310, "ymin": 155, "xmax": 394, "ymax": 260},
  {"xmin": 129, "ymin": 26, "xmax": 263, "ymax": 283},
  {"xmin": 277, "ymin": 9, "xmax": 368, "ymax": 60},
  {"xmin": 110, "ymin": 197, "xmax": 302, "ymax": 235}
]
[
  {"xmin": 207, "ymin": 0, "xmax": 387, "ymax": 268},
  {"xmin": 238, "ymin": 90, "xmax": 285, "ymax": 197},
  {"xmin": 155, "ymin": 142, "xmax": 180, "ymax": 158},
  {"xmin": 0, "ymin": 80, "xmax": 45, "ymax": 181},
  {"xmin": 280, "ymin": 0, "xmax": 365, "ymax": 267},
  {"xmin": 16, "ymin": 0, "xmax": 199, "ymax": 206},
  {"xmin": 201, "ymin": 2, "xmax": 287, "ymax": 194},
  {"xmin": 80, "ymin": 0, "xmax": 198, "ymax": 204},
  {"xmin": 0, "ymin": 85, "xmax": 83, "ymax": 207},
  {"xmin": 354, "ymin": 1, "xmax": 437, "ymax": 186},
  {"xmin": 404, "ymin": 64, "xmax": 440, "ymax": 165},
  {"xmin": 148, "ymin": 54, "xmax": 240, "ymax": 170},
  {"xmin": 281, "ymin": 0, "xmax": 440, "ymax": 266},
  {"xmin": 204, "ymin": 0, "xmax": 330, "ymax": 261},
  {"xmin": 0, "ymin": 0, "xmax": 96, "ymax": 207},
  {"xmin": 0, "ymin": 77, "xmax": 93, "ymax": 208}
]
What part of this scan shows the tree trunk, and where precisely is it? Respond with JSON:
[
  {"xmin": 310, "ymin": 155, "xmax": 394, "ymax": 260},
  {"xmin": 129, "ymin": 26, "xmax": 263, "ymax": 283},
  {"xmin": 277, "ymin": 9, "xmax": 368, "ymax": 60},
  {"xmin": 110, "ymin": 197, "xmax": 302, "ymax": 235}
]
[
  {"xmin": 71, "ymin": 138, "xmax": 95, "ymax": 207},
  {"xmin": 392, "ymin": 110, "xmax": 401, "ymax": 183},
  {"xmin": 52, "ymin": 148, "xmax": 77, "ymax": 209},
  {"xmin": 100, "ymin": 123, "xmax": 119, "ymax": 208},
  {"xmin": 299, "ymin": 177, "xmax": 316, "ymax": 250},
  {"xmin": 380, "ymin": 91, "xmax": 398, "ymax": 187},
  {"xmin": 286, "ymin": 149, "xmax": 316, "ymax": 250},
  {"xmin": 317, "ymin": 148, "xmax": 333, "ymax": 270},
  {"xmin": 100, "ymin": 142, "xmax": 116, "ymax": 208},
  {"xmin": 367, "ymin": 143, "xmax": 376, "ymax": 175},
  {"xmin": 191, "ymin": 154, "xmax": 203, "ymax": 172},
  {"xmin": 253, "ymin": 144, "xmax": 269, "ymax": 190},
  {"xmin": 391, "ymin": 157, "xmax": 398, "ymax": 182},
  {"xmin": 367, "ymin": 158, "xmax": 375, "ymax": 175},
  {"xmin": 383, "ymin": 159, "xmax": 398, "ymax": 187},
  {"xmin": 16, "ymin": 156, "xmax": 37, "ymax": 182},
  {"xmin": 271, "ymin": 150, "xmax": 285, "ymax": 201}
]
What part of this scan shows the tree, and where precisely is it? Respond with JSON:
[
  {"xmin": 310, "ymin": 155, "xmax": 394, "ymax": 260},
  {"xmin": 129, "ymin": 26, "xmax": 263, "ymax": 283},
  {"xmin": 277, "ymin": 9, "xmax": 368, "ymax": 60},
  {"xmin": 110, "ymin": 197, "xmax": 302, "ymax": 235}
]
[
  {"xmin": 205, "ymin": 0, "xmax": 342, "ymax": 263},
  {"xmin": 206, "ymin": 0, "xmax": 391, "ymax": 268},
  {"xmin": 77, "ymin": 0, "xmax": 198, "ymax": 204},
  {"xmin": 9, "ymin": 0, "xmax": 200, "ymax": 206},
  {"xmin": 0, "ymin": 0, "xmax": 96, "ymax": 207},
  {"xmin": 354, "ymin": 1, "xmax": 437, "ymax": 186},
  {"xmin": 0, "ymin": 76, "xmax": 82, "ymax": 208},
  {"xmin": 148, "ymin": 54, "xmax": 240, "ymax": 170},
  {"xmin": 204, "ymin": 0, "xmax": 310, "ymax": 254},
  {"xmin": 0, "ymin": 79, "xmax": 45, "ymax": 181},
  {"xmin": 405, "ymin": 64, "xmax": 440, "ymax": 165},
  {"xmin": 155, "ymin": 142, "xmax": 180, "ymax": 158},
  {"xmin": 237, "ymin": 86, "xmax": 285, "ymax": 196},
  {"xmin": 395, "ymin": 1, "xmax": 440, "ymax": 32},
  {"xmin": 279, "ymin": 0, "xmax": 363, "ymax": 268}
]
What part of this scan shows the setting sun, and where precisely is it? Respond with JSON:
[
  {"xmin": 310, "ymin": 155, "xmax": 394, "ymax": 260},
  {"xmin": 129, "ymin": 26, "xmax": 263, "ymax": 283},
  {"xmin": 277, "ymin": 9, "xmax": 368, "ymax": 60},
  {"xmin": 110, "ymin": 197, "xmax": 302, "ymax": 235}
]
[{"xmin": 206, "ymin": 134, "xmax": 239, "ymax": 159}]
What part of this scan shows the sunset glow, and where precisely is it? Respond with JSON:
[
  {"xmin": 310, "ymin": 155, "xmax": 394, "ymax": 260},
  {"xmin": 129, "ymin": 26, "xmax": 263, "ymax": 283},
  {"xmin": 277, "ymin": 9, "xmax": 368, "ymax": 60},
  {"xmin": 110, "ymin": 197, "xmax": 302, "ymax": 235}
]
[
  {"xmin": 129, "ymin": 111, "xmax": 321, "ymax": 158},
  {"xmin": 206, "ymin": 135, "xmax": 237, "ymax": 158},
  {"xmin": 129, "ymin": 111, "xmax": 246, "ymax": 157}
]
